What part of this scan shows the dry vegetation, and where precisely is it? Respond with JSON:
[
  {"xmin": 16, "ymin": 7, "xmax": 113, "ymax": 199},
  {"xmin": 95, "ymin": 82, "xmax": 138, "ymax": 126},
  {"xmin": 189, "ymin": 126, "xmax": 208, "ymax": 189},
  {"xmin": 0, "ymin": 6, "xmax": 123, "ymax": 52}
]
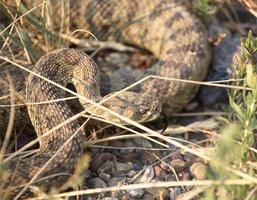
[{"xmin": 0, "ymin": 0, "xmax": 257, "ymax": 199}]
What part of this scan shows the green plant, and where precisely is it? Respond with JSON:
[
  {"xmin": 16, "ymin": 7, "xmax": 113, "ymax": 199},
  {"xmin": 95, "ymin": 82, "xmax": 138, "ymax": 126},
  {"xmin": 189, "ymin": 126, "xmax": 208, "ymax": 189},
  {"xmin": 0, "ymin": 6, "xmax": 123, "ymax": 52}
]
[
  {"xmin": 202, "ymin": 31, "xmax": 257, "ymax": 200},
  {"xmin": 194, "ymin": 0, "xmax": 217, "ymax": 19},
  {"xmin": 228, "ymin": 31, "xmax": 257, "ymax": 164}
]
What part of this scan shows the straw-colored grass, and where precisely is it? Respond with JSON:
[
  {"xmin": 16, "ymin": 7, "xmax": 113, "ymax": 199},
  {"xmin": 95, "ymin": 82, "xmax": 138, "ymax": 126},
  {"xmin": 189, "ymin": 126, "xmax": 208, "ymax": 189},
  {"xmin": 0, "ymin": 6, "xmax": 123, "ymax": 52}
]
[{"xmin": 0, "ymin": 0, "xmax": 257, "ymax": 199}]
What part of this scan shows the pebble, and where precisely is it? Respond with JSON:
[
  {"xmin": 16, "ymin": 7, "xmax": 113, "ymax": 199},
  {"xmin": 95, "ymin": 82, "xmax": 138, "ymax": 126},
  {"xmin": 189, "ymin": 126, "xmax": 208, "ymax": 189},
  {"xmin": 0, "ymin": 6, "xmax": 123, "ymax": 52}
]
[
  {"xmin": 133, "ymin": 161, "xmax": 144, "ymax": 171},
  {"xmin": 170, "ymin": 152, "xmax": 184, "ymax": 160},
  {"xmin": 88, "ymin": 177, "xmax": 107, "ymax": 188},
  {"xmin": 102, "ymin": 198, "xmax": 119, "ymax": 200},
  {"xmin": 190, "ymin": 162, "xmax": 209, "ymax": 180},
  {"xmin": 145, "ymin": 186, "xmax": 169, "ymax": 200},
  {"xmin": 169, "ymin": 159, "xmax": 187, "ymax": 173},
  {"xmin": 108, "ymin": 177, "xmax": 125, "ymax": 187},
  {"xmin": 120, "ymin": 140, "xmax": 135, "ymax": 154},
  {"xmin": 122, "ymin": 152, "xmax": 139, "ymax": 162},
  {"xmin": 181, "ymin": 172, "xmax": 191, "ymax": 181},
  {"xmin": 97, "ymin": 160, "xmax": 115, "ymax": 174},
  {"xmin": 128, "ymin": 170, "xmax": 137, "ymax": 177},
  {"xmin": 165, "ymin": 174, "xmax": 176, "ymax": 182},
  {"xmin": 99, "ymin": 172, "xmax": 111, "ymax": 182},
  {"xmin": 169, "ymin": 187, "xmax": 182, "ymax": 200},
  {"xmin": 137, "ymin": 166, "xmax": 154, "ymax": 183},
  {"xmin": 127, "ymin": 188, "xmax": 145, "ymax": 198},
  {"xmin": 143, "ymin": 193, "xmax": 155, "ymax": 200},
  {"xmin": 90, "ymin": 153, "xmax": 115, "ymax": 172},
  {"xmin": 116, "ymin": 162, "xmax": 134, "ymax": 173},
  {"xmin": 153, "ymin": 165, "xmax": 167, "ymax": 180}
]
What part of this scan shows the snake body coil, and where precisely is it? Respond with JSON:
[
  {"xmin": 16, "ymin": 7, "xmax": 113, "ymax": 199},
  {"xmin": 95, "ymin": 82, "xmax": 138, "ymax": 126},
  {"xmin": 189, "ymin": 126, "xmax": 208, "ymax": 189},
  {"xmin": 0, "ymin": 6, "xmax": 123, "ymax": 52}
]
[{"xmin": 0, "ymin": 0, "xmax": 211, "ymax": 198}]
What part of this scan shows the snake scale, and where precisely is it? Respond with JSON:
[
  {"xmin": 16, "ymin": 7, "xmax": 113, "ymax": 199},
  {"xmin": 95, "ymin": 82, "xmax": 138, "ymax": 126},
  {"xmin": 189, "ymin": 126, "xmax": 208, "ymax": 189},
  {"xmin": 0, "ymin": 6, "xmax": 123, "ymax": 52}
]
[{"xmin": 0, "ymin": 0, "xmax": 211, "ymax": 199}]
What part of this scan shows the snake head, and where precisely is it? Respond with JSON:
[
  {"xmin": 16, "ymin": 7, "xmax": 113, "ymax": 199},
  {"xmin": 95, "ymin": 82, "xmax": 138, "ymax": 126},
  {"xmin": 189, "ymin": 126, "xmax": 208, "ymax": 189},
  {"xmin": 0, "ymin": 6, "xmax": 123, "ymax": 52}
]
[{"xmin": 83, "ymin": 91, "xmax": 162, "ymax": 124}]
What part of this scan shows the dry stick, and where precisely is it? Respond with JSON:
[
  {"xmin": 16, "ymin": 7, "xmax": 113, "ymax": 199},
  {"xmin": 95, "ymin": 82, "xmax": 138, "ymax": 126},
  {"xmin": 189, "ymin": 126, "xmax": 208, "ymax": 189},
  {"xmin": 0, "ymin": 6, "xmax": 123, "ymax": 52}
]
[
  {"xmin": 0, "ymin": 96, "xmax": 78, "ymax": 107},
  {"xmin": 179, "ymin": 186, "xmax": 211, "ymax": 200},
  {"xmin": 0, "ymin": 1, "xmax": 47, "ymax": 37},
  {"xmin": 150, "ymin": 75, "xmax": 251, "ymax": 91},
  {"xmin": 0, "ymin": 74, "xmax": 15, "ymax": 162},
  {"xmin": 82, "ymin": 114, "xmax": 175, "ymax": 147},
  {"xmin": 30, "ymin": 179, "xmax": 252, "ymax": 199},
  {"xmin": 172, "ymin": 111, "xmax": 225, "ymax": 117},
  {"xmin": 1, "ymin": 56, "xmax": 257, "ymax": 185},
  {"xmin": 245, "ymin": 186, "xmax": 257, "ymax": 200},
  {"xmin": 0, "ymin": 1, "xmax": 19, "ymax": 57},
  {"xmin": 82, "ymin": 114, "xmax": 204, "ymax": 149},
  {"xmin": 60, "ymin": 33, "xmax": 136, "ymax": 52}
]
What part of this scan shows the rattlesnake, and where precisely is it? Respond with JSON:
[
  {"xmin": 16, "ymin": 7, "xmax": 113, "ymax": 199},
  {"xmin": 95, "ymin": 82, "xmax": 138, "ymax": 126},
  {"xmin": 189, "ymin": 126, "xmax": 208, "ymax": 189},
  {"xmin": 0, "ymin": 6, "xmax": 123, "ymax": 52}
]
[{"xmin": 0, "ymin": 0, "xmax": 211, "ymax": 198}]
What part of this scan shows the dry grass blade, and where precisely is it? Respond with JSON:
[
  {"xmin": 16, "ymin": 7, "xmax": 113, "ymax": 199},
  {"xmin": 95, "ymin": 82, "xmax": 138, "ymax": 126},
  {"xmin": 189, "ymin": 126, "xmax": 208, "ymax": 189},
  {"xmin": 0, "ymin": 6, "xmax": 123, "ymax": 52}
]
[
  {"xmin": 60, "ymin": 33, "xmax": 136, "ymax": 52},
  {"xmin": 30, "ymin": 179, "xmax": 252, "ymax": 199},
  {"xmin": 0, "ymin": 1, "xmax": 47, "ymax": 37},
  {"xmin": 0, "ymin": 74, "xmax": 15, "ymax": 161},
  {"xmin": 1, "ymin": 56, "xmax": 257, "ymax": 187},
  {"xmin": 0, "ymin": 96, "xmax": 78, "ymax": 107},
  {"xmin": 177, "ymin": 186, "xmax": 211, "ymax": 200},
  {"xmin": 237, "ymin": 0, "xmax": 257, "ymax": 18}
]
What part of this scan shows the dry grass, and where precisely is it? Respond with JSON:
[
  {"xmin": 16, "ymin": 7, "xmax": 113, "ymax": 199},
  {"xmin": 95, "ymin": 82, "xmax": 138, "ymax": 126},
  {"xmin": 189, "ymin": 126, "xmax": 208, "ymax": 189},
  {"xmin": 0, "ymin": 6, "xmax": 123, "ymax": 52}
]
[{"xmin": 0, "ymin": 0, "xmax": 257, "ymax": 199}]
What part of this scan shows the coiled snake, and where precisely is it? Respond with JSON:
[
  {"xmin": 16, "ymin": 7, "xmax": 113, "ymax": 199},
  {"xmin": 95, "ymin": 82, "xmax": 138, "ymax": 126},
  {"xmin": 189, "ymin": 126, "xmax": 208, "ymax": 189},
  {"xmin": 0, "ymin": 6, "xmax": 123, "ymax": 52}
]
[{"xmin": 0, "ymin": 0, "xmax": 211, "ymax": 198}]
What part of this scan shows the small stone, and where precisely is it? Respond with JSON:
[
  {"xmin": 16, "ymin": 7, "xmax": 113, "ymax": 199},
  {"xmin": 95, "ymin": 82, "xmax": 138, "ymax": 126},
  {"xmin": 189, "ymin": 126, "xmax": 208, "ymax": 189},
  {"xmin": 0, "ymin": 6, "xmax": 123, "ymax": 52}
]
[
  {"xmin": 153, "ymin": 165, "xmax": 167, "ymax": 180},
  {"xmin": 169, "ymin": 187, "xmax": 182, "ymax": 200},
  {"xmin": 90, "ymin": 153, "xmax": 115, "ymax": 172},
  {"xmin": 181, "ymin": 172, "xmax": 191, "ymax": 181},
  {"xmin": 108, "ymin": 177, "xmax": 125, "ymax": 187},
  {"xmin": 170, "ymin": 152, "xmax": 184, "ymax": 160},
  {"xmin": 128, "ymin": 170, "xmax": 137, "ymax": 177},
  {"xmin": 84, "ymin": 196, "xmax": 94, "ymax": 200},
  {"xmin": 128, "ymin": 188, "xmax": 145, "ymax": 198},
  {"xmin": 165, "ymin": 174, "xmax": 176, "ymax": 182},
  {"xmin": 102, "ymin": 198, "xmax": 119, "ymax": 200},
  {"xmin": 146, "ymin": 187, "xmax": 169, "ymax": 200},
  {"xmin": 133, "ymin": 161, "xmax": 143, "ymax": 171},
  {"xmin": 169, "ymin": 159, "xmax": 186, "ymax": 172},
  {"xmin": 123, "ymin": 152, "xmax": 139, "ymax": 162},
  {"xmin": 97, "ymin": 160, "xmax": 115, "ymax": 174},
  {"xmin": 99, "ymin": 172, "xmax": 111, "ymax": 182},
  {"xmin": 120, "ymin": 140, "xmax": 135, "ymax": 154},
  {"xmin": 190, "ymin": 162, "xmax": 209, "ymax": 180},
  {"xmin": 83, "ymin": 169, "xmax": 92, "ymax": 179},
  {"xmin": 143, "ymin": 193, "xmax": 155, "ymax": 200},
  {"xmin": 137, "ymin": 166, "xmax": 154, "ymax": 183},
  {"xmin": 116, "ymin": 162, "xmax": 134, "ymax": 173},
  {"xmin": 88, "ymin": 177, "xmax": 107, "ymax": 188}
]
